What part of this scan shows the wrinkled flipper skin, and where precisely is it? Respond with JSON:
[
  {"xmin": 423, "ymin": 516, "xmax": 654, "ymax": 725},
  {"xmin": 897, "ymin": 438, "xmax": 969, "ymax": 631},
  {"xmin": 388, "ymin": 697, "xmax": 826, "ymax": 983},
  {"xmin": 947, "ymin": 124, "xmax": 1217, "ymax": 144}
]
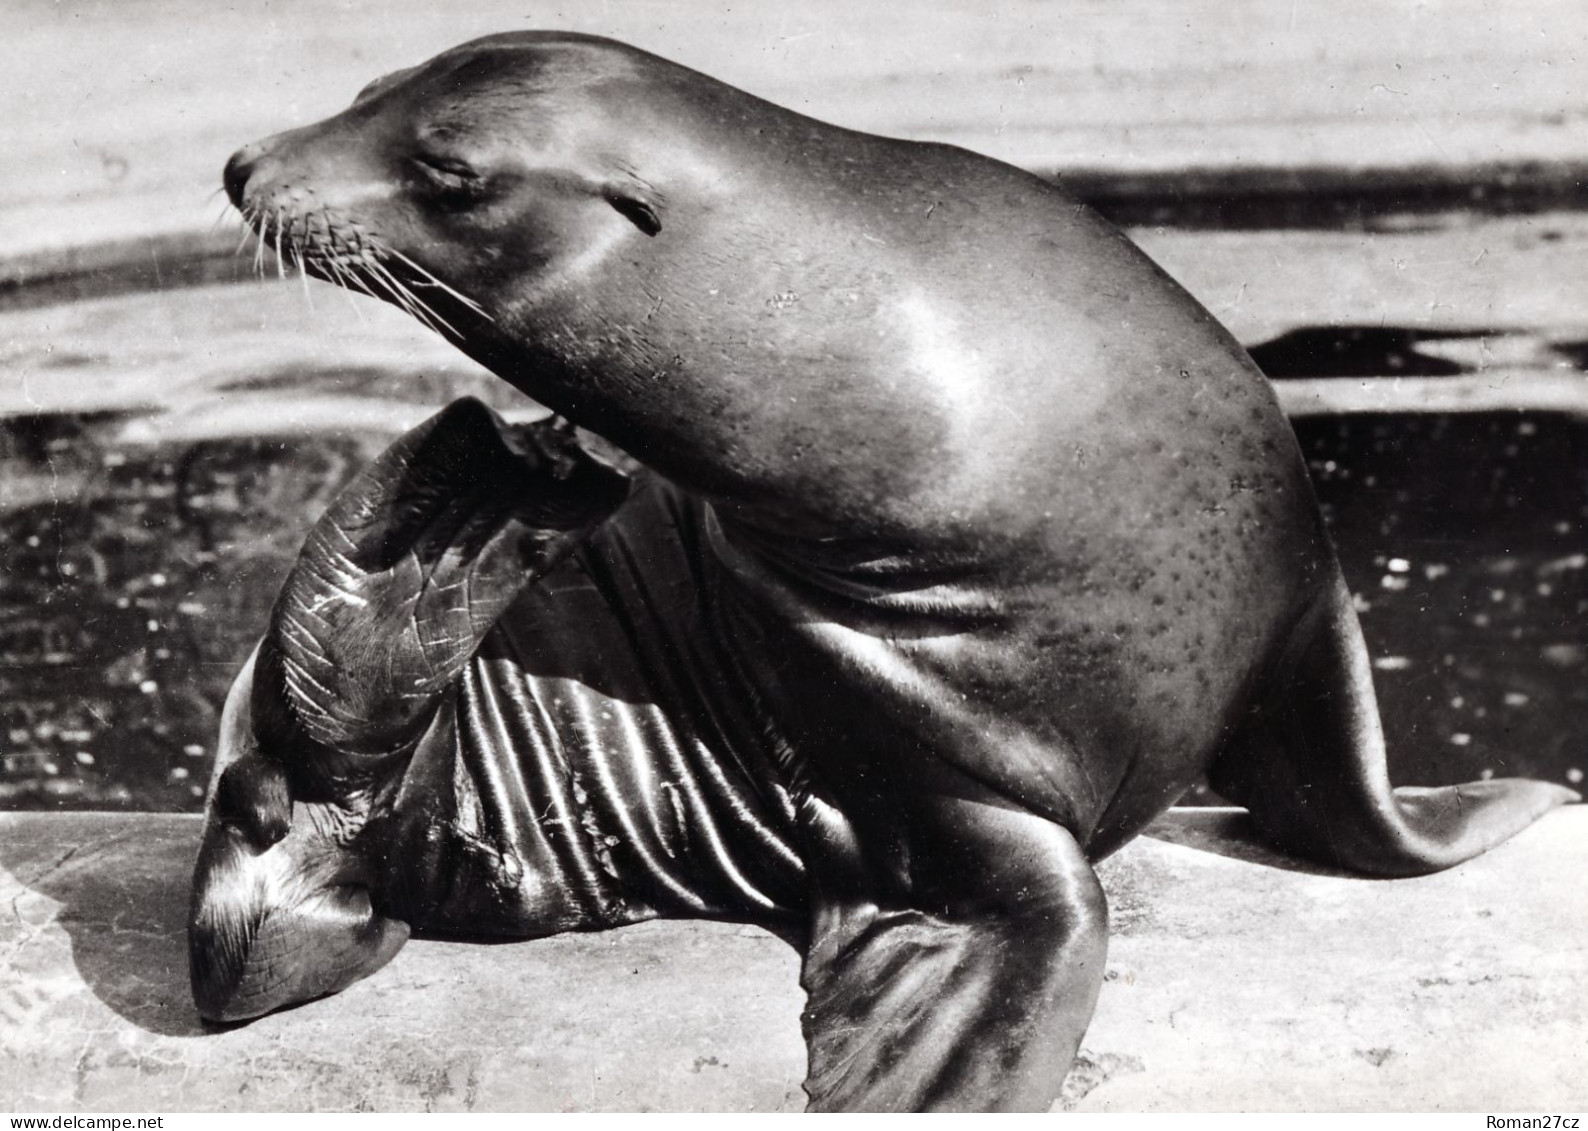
[
  {"xmin": 1211, "ymin": 574, "xmax": 1579, "ymax": 877},
  {"xmin": 189, "ymin": 399, "xmax": 630, "ymax": 1021},
  {"xmin": 188, "ymin": 649, "xmax": 413, "ymax": 1021},
  {"xmin": 796, "ymin": 773, "xmax": 1107, "ymax": 1112}
]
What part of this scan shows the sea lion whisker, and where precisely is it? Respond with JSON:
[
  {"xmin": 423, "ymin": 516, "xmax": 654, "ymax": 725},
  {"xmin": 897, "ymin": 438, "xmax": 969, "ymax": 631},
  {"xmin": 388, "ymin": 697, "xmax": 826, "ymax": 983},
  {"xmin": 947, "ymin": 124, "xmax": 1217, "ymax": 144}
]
[
  {"xmin": 273, "ymin": 211, "xmax": 287, "ymax": 281},
  {"xmin": 337, "ymin": 258, "xmax": 381, "ymax": 301},
  {"xmin": 332, "ymin": 258, "xmax": 381, "ymax": 305},
  {"xmin": 320, "ymin": 257, "xmax": 370, "ymax": 321},
  {"xmin": 233, "ymin": 216, "xmax": 256, "ymax": 259},
  {"xmin": 233, "ymin": 204, "xmax": 258, "ymax": 256},
  {"xmin": 319, "ymin": 253, "xmax": 346, "ymax": 287},
  {"xmin": 355, "ymin": 257, "xmax": 428, "ymax": 323},
  {"xmin": 377, "ymin": 268, "xmax": 482, "ymax": 324},
  {"xmin": 327, "ymin": 255, "xmax": 379, "ymax": 309},
  {"xmin": 320, "ymin": 262, "xmax": 355, "ymax": 316},
  {"xmin": 366, "ymin": 258, "xmax": 461, "ymax": 337},
  {"xmin": 292, "ymin": 247, "xmax": 315, "ymax": 311},
  {"xmin": 378, "ymin": 245, "xmax": 493, "ymax": 320},
  {"xmin": 364, "ymin": 261, "xmax": 451, "ymax": 337},
  {"xmin": 252, "ymin": 210, "xmax": 268, "ymax": 277}
]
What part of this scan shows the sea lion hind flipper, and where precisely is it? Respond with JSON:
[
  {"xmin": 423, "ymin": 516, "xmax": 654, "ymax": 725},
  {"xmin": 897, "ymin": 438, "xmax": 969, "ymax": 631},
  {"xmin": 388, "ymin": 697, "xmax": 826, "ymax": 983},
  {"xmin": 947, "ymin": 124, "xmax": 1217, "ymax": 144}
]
[
  {"xmin": 799, "ymin": 805, "xmax": 1106, "ymax": 1111},
  {"xmin": 261, "ymin": 396, "xmax": 631, "ymax": 763},
  {"xmin": 191, "ymin": 401, "xmax": 634, "ymax": 1022},
  {"xmin": 1210, "ymin": 575, "xmax": 1579, "ymax": 877}
]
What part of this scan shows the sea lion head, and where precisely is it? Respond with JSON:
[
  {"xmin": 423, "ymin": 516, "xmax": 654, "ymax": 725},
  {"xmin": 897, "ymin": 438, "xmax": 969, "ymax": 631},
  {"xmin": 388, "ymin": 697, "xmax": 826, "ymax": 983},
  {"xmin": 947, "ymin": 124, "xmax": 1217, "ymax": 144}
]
[
  {"xmin": 220, "ymin": 31, "xmax": 943, "ymax": 526},
  {"xmin": 223, "ymin": 33, "xmax": 699, "ymax": 355}
]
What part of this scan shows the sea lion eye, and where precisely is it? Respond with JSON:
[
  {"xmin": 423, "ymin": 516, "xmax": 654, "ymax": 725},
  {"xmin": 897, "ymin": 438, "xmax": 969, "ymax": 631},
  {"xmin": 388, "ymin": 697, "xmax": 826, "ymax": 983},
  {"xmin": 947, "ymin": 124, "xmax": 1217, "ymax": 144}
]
[
  {"xmin": 604, "ymin": 191, "xmax": 662, "ymax": 237},
  {"xmin": 409, "ymin": 153, "xmax": 486, "ymax": 205}
]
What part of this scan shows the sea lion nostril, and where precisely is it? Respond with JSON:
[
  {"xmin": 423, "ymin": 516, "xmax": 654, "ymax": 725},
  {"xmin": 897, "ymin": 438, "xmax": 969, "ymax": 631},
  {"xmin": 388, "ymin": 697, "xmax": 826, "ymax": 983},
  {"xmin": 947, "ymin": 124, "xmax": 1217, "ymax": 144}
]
[{"xmin": 223, "ymin": 147, "xmax": 259, "ymax": 208}]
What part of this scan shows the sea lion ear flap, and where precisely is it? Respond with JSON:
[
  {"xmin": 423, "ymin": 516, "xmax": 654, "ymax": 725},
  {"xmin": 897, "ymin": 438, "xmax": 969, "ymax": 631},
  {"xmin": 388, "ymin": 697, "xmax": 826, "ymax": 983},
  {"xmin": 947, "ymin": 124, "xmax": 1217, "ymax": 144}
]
[
  {"xmin": 603, "ymin": 182, "xmax": 663, "ymax": 236},
  {"xmin": 352, "ymin": 64, "xmax": 417, "ymax": 106}
]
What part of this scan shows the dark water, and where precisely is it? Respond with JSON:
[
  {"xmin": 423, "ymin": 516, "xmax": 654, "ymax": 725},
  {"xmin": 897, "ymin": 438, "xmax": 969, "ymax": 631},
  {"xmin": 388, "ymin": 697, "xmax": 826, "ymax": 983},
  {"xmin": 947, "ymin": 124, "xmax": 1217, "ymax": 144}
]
[
  {"xmin": 0, "ymin": 408, "xmax": 1584, "ymax": 810},
  {"xmin": 1294, "ymin": 411, "xmax": 1587, "ymax": 792},
  {"xmin": 0, "ymin": 416, "xmax": 373, "ymax": 808}
]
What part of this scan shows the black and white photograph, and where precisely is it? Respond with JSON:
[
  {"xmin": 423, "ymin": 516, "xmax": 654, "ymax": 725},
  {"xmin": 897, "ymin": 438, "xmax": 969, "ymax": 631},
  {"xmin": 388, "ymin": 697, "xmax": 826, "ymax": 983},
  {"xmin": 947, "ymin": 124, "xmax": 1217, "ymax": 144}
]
[{"xmin": 1, "ymin": 0, "xmax": 1584, "ymax": 1115}]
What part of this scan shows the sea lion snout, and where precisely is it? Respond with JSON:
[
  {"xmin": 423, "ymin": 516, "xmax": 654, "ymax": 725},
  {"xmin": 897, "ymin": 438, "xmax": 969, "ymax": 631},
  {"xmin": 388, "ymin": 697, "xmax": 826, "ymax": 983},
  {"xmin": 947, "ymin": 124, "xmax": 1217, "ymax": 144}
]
[
  {"xmin": 223, "ymin": 122, "xmax": 392, "ymax": 215},
  {"xmin": 222, "ymin": 131, "xmax": 317, "ymax": 210}
]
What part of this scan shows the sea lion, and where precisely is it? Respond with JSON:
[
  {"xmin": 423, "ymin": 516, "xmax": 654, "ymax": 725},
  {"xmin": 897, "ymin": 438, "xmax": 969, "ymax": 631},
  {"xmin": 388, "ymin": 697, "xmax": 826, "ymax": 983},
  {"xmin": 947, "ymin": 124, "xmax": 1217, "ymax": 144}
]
[{"xmin": 192, "ymin": 31, "xmax": 1577, "ymax": 1111}]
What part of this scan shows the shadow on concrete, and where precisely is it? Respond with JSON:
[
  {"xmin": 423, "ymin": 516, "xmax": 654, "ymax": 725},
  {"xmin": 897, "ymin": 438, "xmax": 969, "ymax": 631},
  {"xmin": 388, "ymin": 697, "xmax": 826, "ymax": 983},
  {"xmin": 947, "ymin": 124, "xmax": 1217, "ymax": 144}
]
[
  {"xmin": 0, "ymin": 814, "xmax": 209, "ymax": 1037},
  {"xmin": 1141, "ymin": 809, "xmax": 1358, "ymax": 877}
]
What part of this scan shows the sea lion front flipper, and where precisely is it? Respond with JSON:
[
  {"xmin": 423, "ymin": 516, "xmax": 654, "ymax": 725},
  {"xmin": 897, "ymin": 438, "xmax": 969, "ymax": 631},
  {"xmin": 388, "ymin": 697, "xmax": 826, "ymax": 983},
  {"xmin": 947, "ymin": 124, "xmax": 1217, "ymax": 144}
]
[
  {"xmin": 799, "ymin": 795, "xmax": 1107, "ymax": 1111},
  {"xmin": 1210, "ymin": 574, "xmax": 1579, "ymax": 877}
]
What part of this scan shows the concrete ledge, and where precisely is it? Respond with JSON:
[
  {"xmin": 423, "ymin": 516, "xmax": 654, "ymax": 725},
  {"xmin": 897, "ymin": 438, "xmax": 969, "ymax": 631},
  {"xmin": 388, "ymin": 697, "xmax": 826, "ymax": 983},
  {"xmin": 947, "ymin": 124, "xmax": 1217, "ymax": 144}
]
[{"xmin": 2, "ymin": 809, "xmax": 1584, "ymax": 1112}]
